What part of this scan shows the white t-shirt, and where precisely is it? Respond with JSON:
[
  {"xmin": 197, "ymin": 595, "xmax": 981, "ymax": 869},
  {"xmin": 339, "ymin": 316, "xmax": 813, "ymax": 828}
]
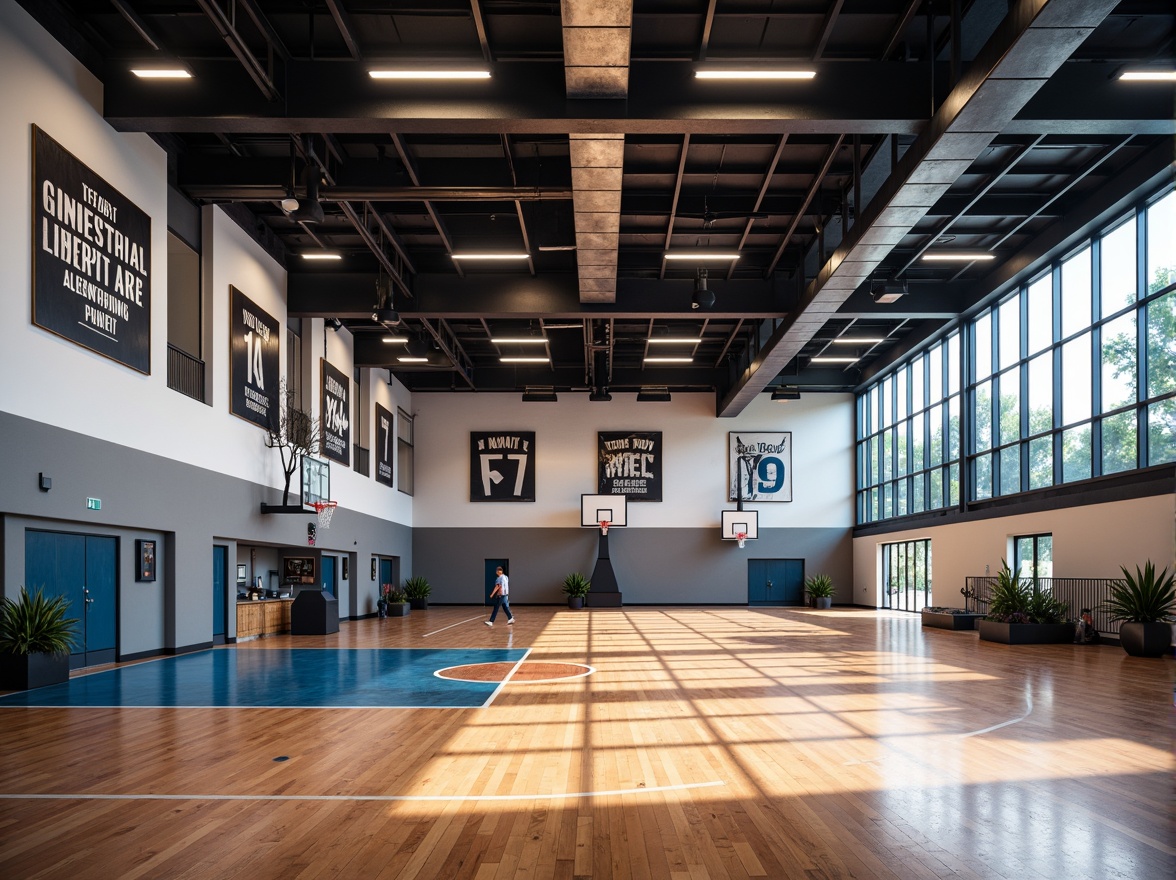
[{"xmin": 496, "ymin": 573, "xmax": 509, "ymax": 596}]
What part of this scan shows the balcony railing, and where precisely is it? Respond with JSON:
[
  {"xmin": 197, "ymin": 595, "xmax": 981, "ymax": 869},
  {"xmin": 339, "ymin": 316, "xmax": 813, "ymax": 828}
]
[
  {"xmin": 963, "ymin": 576, "xmax": 1123, "ymax": 635},
  {"xmin": 167, "ymin": 344, "xmax": 205, "ymax": 402}
]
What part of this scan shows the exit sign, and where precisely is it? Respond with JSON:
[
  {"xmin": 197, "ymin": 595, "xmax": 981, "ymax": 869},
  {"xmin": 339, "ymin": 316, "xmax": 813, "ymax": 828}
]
[{"xmin": 86, "ymin": 497, "xmax": 101, "ymax": 510}]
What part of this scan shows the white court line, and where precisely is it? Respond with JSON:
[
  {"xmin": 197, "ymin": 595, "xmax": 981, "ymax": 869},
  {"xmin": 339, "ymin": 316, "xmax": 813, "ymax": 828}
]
[
  {"xmin": 422, "ymin": 615, "xmax": 487, "ymax": 638},
  {"xmin": 958, "ymin": 690, "xmax": 1034, "ymax": 738},
  {"xmin": 0, "ymin": 780, "xmax": 725, "ymax": 803},
  {"xmin": 479, "ymin": 648, "xmax": 531, "ymax": 707}
]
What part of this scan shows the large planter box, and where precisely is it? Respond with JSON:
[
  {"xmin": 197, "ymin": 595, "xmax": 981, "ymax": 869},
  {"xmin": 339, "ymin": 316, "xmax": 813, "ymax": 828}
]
[
  {"xmin": 922, "ymin": 610, "xmax": 985, "ymax": 631},
  {"xmin": 408, "ymin": 598, "xmax": 428, "ymax": 611},
  {"xmin": 386, "ymin": 602, "xmax": 410, "ymax": 617},
  {"xmin": 0, "ymin": 651, "xmax": 71, "ymax": 690},
  {"xmin": 978, "ymin": 620, "xmax": 1076, "ymax": 644}
]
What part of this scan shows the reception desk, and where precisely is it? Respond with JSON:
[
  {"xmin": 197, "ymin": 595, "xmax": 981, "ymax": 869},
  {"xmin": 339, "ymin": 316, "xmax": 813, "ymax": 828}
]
[{"xmin": 236, "ymin": 598, "xmax": 295, "ymax": 641}]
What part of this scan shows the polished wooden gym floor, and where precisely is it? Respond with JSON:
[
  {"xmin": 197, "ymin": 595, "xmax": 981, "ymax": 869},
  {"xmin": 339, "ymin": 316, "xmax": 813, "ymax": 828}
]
[{"xmin": 1, "ymin": 607, "xmax": 1172, "ymax": 879}]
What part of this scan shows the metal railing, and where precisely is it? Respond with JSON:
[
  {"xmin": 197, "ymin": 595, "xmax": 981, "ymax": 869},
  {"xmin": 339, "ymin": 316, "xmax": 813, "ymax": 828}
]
[
  {"xmin": 963, "ymin": 576, "xmax": 1122, "ymax": 635},
  {"xmin": 167, "ymin": 344, "xmax": 205, "ymax": 402}
]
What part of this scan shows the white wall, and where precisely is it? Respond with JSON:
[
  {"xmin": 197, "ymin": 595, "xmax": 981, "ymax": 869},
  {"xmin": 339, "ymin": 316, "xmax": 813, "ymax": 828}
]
[
  {"xmin": 411, "ymin": 391, "xmax": 854, "ymax": 529},
  {"xmin": 851, "ymin": 493, "xmax": 1176, "ymax": 606}
]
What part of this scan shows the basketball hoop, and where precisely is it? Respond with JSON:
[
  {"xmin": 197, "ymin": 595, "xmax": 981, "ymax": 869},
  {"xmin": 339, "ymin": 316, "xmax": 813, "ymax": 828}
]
[
  {"xmin": 312, "ymin": 500, "xmax": 337, "ymax": 530},
  {"xmin": 736, "ymin": 532, "xmax": 747, "ymax": 549},
  {"xmin": 599, "ymin": 520, "xmax": 610, "ymax": 536}
]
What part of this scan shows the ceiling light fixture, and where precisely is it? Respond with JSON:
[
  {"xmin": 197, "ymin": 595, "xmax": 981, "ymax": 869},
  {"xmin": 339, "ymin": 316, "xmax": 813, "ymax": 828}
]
[
  {"xmin": 811, "ymin": 356, "xmax": 860, "ymax": 364},
  {"xmin": 831, "ymin": 337, "xmax": 886, "ymax": 344},
  {"xmin": 450, "ymin": 253, "xmax": 531, "ymax": 261},
  {"xmin": 381, "ymin": 336, "xmax": 409, "ymax": 344},
  {"xmin": 665, "ymin": 252, "xmax": 740, "ymax": 261},
  {"xmin": 522, "ymin": 386, "xmax": 558, "ymax": 402},
  {"xmin": 288, "ymin": 166, "xmax": 324, "ymax": 224},
  {"xmin": 692, "ymin": 268, "xmax": 716, "ymax": 310},
  {"xmin": 301, "ymin": 252, "xmax": 342, "ymax": 261},
  {"xmin": 771, "ymin": 386, "xmax": 801, "ymax": 401},
  {"xmin": 637, "ymin": 386, "xmax": 672, "ymax": 402},
  {"xmin": 1118, "ymin": 70, "xmax": 1176, "ymax": 82},
  {"xmin": 695, "ymin": 69, "xmax": 816, "ymax": 80},
  {"xmin": 369, "ymin": 69, "xmax": 491, "ymax": 80},
  {"xmin": 500, "ymin": 356, "xmax": 550, "ymax": 364},
  {"xmin": 397, "ymin": 356, "xmax": 429, "ymax": 363},
  {"xmin": 130, "ymin": 66, "xmax": 192, "ymax": 79},
  {"xmin": 490, "ymin": 337, "xmax": 548, "ymax": 344},
  {"xmin": 871, "ymin": 280, "xmax": 908, "ymax": 304},
  {"xmin": 921, "ymin": 252, "xmax": 995, "ymax": 262},
  {"xmin": 644, "ymin": 357, "xmax": 694, "ymax": 364},
  {"xmin": 371, "ymin": 307, "xmax": 401, "ymax": 326},
  {"xmin": 648, "ymin": 336, "xmax": 702, "ymax": 344}
]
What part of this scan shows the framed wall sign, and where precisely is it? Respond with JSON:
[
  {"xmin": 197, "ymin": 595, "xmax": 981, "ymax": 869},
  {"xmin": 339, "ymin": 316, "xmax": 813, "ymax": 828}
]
[
  {"xmin": 598, "ymin": 431, "xmax": 662, "ymax": 501},
  {"xmin": 729, "ymin": 432, "xmax": 793, "ymax": 502},
  {"xmin": 320, "ymin": 359, "xmax": 351, "ymax": 466},
  {"xmin": 374, "ymin": 403, "xmax": 394, "ymax": 487},
  {"xmin": 229, "ymin": 286, "xmax": 280, "ymax": 429},
  {"xmin": 136, "ymin": 539, "xmax": 156, "ymax": 582},
  {"xmin": 32, "ymin": 126, "xmax": 152, "ymax": 373},
  {"xmin": 283, "ymin": 556, "xmax": 317, "ymax": 584},
  {"xmin": 470, "ymin": 431, "xmax": 536, "ymax": 502}
]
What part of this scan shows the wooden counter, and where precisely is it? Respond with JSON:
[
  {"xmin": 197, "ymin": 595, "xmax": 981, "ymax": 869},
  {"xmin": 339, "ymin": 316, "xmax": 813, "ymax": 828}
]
[{"xmin": 236, "ymin": 598, "xmax": 295, "ymax": 641}]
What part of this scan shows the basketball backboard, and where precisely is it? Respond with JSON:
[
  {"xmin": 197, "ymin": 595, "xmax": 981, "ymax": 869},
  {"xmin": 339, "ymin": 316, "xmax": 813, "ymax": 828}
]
[
  {"xmin": 721, "ymin": 509, "xmax": 758, "ymax": 540},
  {"xmin": 580, "ymin": 494, "xmax": 627, "ymax": 527},
  {"xmin": 301, "ymin": 455, "xmax": 331, "ymax": 509}
]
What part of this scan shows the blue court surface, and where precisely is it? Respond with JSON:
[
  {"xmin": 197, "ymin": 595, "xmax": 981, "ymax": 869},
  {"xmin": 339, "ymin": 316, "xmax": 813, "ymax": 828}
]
[{"xmin": 0, "ymin": 647, "xmax": 529, "ymax": 709}]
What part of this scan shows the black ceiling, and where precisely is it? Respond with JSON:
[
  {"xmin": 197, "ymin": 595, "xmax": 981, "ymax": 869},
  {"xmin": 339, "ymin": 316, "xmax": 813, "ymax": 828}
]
[{"xmin": 21, "ymin": 0, "xmax": 1174, "ymax": 412}]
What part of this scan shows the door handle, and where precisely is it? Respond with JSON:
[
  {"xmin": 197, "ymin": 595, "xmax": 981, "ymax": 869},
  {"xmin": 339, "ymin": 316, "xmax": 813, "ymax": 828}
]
[{"xmin": 766, "ymin": 580, "xmax": 773, "ymax": 589}]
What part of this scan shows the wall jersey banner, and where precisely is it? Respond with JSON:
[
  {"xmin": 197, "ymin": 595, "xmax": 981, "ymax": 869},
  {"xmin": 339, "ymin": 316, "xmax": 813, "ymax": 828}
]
[
  {"xmin": 374, "ymin": 403, "xmax": 394, "ymax": 488},
  {"xmin": 229, "ymin": 287, "xmax": 280, "ymax": 429},
  {"xmin": 598, "ymin": 431, "xmax": 662, "ymax": 501},
  {"xmin": 32, "ymin": 126, "xmax": 152, "ymax": 373},
  {"xmin": 729, "ymin": 432, "xmax": 792, "ymax": 502},
  {"xmin": 320, "ymin": 359, "xmax": 351, "ymax": 466},
  {"xmin": 470, "ymin": 431, "xmax": 536, "ymax": 502}
]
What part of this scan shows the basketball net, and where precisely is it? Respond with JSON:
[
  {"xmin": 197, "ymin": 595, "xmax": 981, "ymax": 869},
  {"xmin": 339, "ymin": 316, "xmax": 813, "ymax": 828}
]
[
  {"xmin": 736, "ymin": 532, "xmax": 747, "ymax": 549},
  {"xmin": 599, "ymin": 520, "xmax": 610, "ymax": 536},
  {"xmin": 313, "ymin": 500, "xmax": 338, "ymax": 530}
]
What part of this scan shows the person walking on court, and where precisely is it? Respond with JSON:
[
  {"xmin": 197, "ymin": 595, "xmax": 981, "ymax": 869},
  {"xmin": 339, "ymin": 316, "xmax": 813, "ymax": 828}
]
[{"xmin": 485, "ymin": 566, "xmax": 514, "ymax": 626}]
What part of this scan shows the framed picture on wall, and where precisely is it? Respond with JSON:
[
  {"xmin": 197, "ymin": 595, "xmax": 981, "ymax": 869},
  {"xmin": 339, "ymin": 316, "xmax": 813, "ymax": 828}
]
[
  {"xmin": 729, "ymin": 432, "xmax": 793, "ymax": 502},
  {"xmin": 136, "ymin": 539, "xmax": 156, "ymax": 582}
]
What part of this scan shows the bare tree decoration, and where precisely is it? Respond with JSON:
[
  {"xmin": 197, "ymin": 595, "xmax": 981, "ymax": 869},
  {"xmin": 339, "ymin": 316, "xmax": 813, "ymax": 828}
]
[{"xmin": 264, "ymin": 380, "xmax": 321, "ymax": 508}]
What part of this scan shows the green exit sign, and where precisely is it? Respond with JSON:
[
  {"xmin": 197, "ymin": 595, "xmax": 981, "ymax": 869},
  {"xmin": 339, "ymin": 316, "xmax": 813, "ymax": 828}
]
[{"xmin": 86, "ymin": 498, "xmax": 101, "ymax": 510}]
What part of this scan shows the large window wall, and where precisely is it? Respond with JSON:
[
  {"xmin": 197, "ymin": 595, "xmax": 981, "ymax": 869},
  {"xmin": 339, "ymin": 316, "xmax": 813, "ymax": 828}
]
[{"xmin": 857, "ymin": 186, "xmax": 1175, "ymax": 524}]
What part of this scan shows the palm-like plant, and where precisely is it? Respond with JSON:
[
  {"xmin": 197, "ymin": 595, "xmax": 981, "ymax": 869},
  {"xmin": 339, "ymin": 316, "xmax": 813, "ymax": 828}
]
[
  {"xmin": 562, "ymin": 573, "xmax": 591, "ymax": 598},
  {"xmin": 1102, "ymin": 562, "xmax": 1176, "ymax": 623},
  {"xmin": 0, "ymin": 587, "xmax": 78, "ymax": 655},
  {"xmin": 804, "ymin": 574, "xmax": 834, "ymax": 599},
  {"xmin": 985, "ymin": 562, "xmax": 1032, "ymax": 622},
  {"xmin": 402, "ymin": 576, "xmax": 431, "ymax": 600}
]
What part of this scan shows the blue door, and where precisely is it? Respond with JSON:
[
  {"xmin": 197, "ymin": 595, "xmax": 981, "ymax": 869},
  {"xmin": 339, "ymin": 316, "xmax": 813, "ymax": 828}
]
[
  {"xmin": 321, "ymin": 556, "xmax": 336, "ymax": 596},
  {"xmin": 747, "ymin": 559, "xmax": 805, "ymax": 606},
  {"xmin": 378, "ymin": 557, "xmax": 399, "ymax": 595},
  {"xmin": 485, "ymin": 559, "xmax": 508, "ymax": 606},
  {"xmin": 25, "ymin": 530, "xmax": 117, "ymax": 667},
  {"xmin": 212, "ymin": 545, "xmax": 227, "ymax": 643}
]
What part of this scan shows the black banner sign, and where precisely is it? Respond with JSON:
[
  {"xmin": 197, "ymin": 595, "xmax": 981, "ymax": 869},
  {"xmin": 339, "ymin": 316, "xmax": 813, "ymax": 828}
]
[
  {"xmin": 374, "ymin": 403, "xmax": 394, "ymax": 487},
  {"xmin": 32, "ymin": 126, "xmax": 152, "ymax": 372},
  {"xmin": 470, "ymin": 431, "xmax": 536, "ymax": 502},
  {"xmin": 598, "ymin": 431, "xmax": 662, "ymax": 501},
  {"xmin": 229, "ymin": 287, "xmax": 280, "ymax": 429},
  {"xmin": 320, "ymin": 359, "xmax": 351, "ymax": 465}
]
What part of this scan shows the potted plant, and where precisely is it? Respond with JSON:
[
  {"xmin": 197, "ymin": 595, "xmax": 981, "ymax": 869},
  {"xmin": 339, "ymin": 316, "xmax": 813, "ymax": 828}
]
[
  {"xmin": 403, "ymin": 576, "xmax": 431, "ymax": 611},
  {"xmin": 1101, "ymin": 562, "xmax": 1175, "ymax": 657},
  {"xmin": 805, "ymin": 574, "xmax": 834, "ymax": 609},
  {"xmin": 381, "ymin": 584, "xmax": 409, "ymax": 617},
  {"xmin": 0, "ymin": 586, "xmax": 78, "ymax": 690},
  {"xmin": 562, "ymin": 573, "xmax": 591, "ymax": 609},
  {"xmin": 978, "ymin": 562, "xmax": 1074, "ymax": 644}
]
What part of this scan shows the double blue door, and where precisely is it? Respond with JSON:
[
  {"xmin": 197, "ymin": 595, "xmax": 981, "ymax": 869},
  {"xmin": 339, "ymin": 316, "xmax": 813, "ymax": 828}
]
[
  {"xmin": 25, "ymin": 530, "xmax": 117, "ymax": 668},
  {"xmin": 747, "ymin": 559, "xmax": 805, "ymax": 606}
]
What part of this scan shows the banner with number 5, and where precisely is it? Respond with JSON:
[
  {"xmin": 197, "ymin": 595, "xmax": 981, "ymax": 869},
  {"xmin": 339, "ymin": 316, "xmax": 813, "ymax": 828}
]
[
  {"xmin": 729, "ymin": 432, "xmax": 792, "ymax": 502},
  {"xmin": 470, "ymin": 431, "xmax": 536, "ymax": 502}
]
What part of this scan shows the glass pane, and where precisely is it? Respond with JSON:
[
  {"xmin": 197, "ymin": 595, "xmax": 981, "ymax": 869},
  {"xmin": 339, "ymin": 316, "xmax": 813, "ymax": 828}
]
[
  {"xmin": 975, "ymin": 453, "xmax": 993, "ymax": 500},
  {"xmin": 1102, "ymin": 411, "xmax": 1137, "ymax": 474},
  {"xmin": 896, "ymin": 479, "xmax": 907, "ymax": 517},
  {"xmin": 1037, "ymin": 536, "xmax": 1053, "ymax": 578},
  {"xmin": 883, "ymin": 483, "xmax": 893, "ymax": 518},
  {"xmin": 911, "ymin": 354, "xmax": 925, "ymax": 412},
  {"xmin": 1027, "ymin": 353, "xmax": 1053, "ymax": 435},
  {"xmin": 869, "ymin": 386, "xmax": 879, "ymax": 433},
  {"xmin": 929, "ymin": 467, "xmax": 944, "ymax": 509},
  {"xmin": 1147, "ymin": 291, "xmax": 1176, "ymax": 399},
  {"xmin": 897, "ymin": 368, "xmax": 908, "ymax": 421},
  {"xmin": 1147, "ymin": 190, "xmax": 1176, "ymax": 294},
  {"xmin": 882, "ymin": 430, "xmax": 894, "ymax": 480},
  {"xmin": 910, "ymin": 473, "xmax": 925, "ymax": 514},
  {"xmin": 1101, "ymin": 216, "xmax": 1137, "ymax": 316},
  {"xmin": 1015, "ymin": 537, "xmax": 1034, "ymax": 579},
  {"xmin": 870, "ymin": 487, "xmax": 879, "ymax": 520},
  {"xmin": 1148, "ymin": 398, "xmax": 1176, "ymax": 465},
  {"xmin": 1062, "ymin": 424, "xmax": 1092, "ymax": 482},
  {"xmin": 974, "ymin": 312, "xmax": 992, "ymax": 380},
  {"xmin": 1029, "ymin": 436, "xmax": 1053, "ymax": 489},
  {"xmin": 1101, "ymin": 312, "xmax": 1137, "ymax": 412},
  {"xmin": 869, "ymin": 435, "xmax": 879, "ymax": 484},
  {"xmin": 974, "ymin": 380, "xmax": 993, "ymax": 452},
  {"xmin": 881, "ymin": 376, "xmax": 892, "ymax": 427},
  {"xmin": 929, "ymin": 344, "xmax": 943, "ymax": 400},
  {"xmin": 928, "ymin": 404, "xmax": 943, "ymax": 465},
  {"xmin": 999, "ymin": 368, "xmax": 1021, "ymax": 445},
  {"xmin": 911, "ymin": 412, "xmax": 925, "ymax": 472},
  {"xmin": 1062, "ymin": 333, "xmax": 1092, "ymax": 425},
  {"xmin": 1027, "ymin": 274, "xmax": 1053, "ymax": 354},
  {"xmin": 948, "ymin": 463, "xmax": 960, "ymax": 505},
  {"xmin": 1061, "ymin": 246, "xmax": 1092, "ymax": 337},
  {"xmin": 998, "ymin": 296, "xmax": 1020, "ymax": 369},
  {"xmin": 948, "ymin": 395, "xmax": 961, "ymax": 461},
  {"xmin": 897, "ymin": 422, "xmax": 908, "ymax": 476},
  {"xmin": 1000, "ymin": 445, "xmax": 1021, "ymax": 496},
  {"xmin": 948, "ymin": 333, "xmax": 961, "ymax": 394}
]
